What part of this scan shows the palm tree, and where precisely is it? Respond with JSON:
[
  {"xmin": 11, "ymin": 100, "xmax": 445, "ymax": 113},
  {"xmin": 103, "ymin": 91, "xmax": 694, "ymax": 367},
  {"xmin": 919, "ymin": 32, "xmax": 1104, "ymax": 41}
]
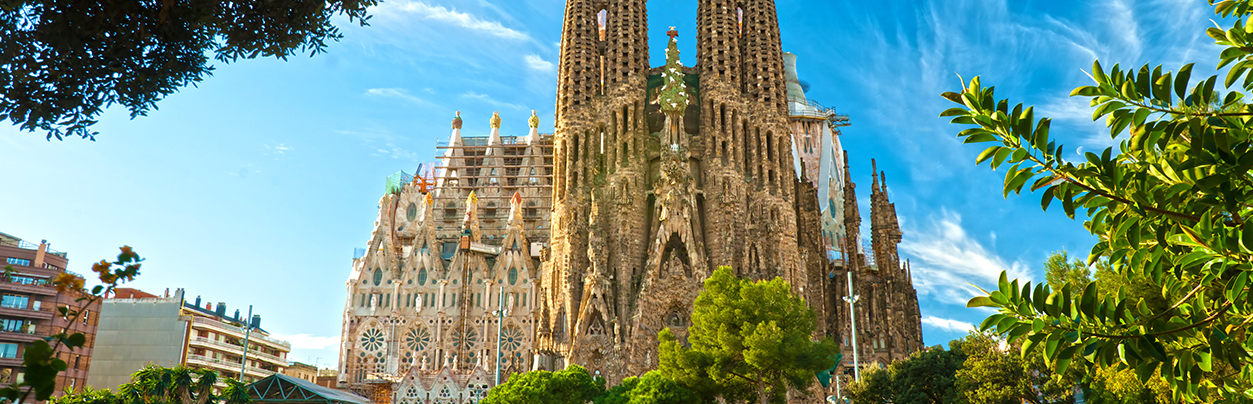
[{"xmin": 117, "ymin": 365, "xmax": 246, "ymax": 404}]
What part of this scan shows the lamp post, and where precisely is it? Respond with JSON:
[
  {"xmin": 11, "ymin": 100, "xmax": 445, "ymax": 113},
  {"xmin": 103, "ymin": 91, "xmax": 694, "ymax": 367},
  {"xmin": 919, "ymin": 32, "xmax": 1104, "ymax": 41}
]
[
  {"xmin": 492, "ymin": 286, "xmax": 512, "ymax": 387},
  {"xmin": 842, "ymin": 271, "xmax": 861, "ymax": 382},
  {"xmin": 239, "ymin": 305, "xmax": 253, "ymax": 382}
]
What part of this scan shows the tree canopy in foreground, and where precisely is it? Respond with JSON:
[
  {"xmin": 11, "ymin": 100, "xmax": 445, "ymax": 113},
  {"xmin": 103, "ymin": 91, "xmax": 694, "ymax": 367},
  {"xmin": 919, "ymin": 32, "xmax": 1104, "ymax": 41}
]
[
  {"xmin": 657, "ymin": 266, "xmax": 838, "ymax": 404},
  {"xmin": 0, "ymin": 0, "xmax": 375, "ymax": 140},
  {"xmin": 943, "ymin": 1, "xmax": 1253, "ymax": 401}
]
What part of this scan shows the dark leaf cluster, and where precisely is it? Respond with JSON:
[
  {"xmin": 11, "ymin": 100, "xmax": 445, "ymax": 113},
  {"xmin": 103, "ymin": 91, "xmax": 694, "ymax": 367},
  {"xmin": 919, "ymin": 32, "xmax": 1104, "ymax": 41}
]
[{"xmin": 0, "ymin": 0, "xmax": 376, "ymax": 140}]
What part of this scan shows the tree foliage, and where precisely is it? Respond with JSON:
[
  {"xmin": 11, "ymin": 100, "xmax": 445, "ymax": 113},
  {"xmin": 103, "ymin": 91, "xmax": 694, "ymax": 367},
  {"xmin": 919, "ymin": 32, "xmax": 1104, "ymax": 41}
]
[
  {"xmin": 51, "ymin": 365, "xmax": 248, "ymax": 404},
  {"xmin": 657, "ymin": 266, "xmax": 838, "ymax": 404},
  {"xmin": 841, "ymin": 341, "xmax": 965, "ymax": 404},
  {"xmin": 0, "ymin": 0, "xmax": 376, "ymax": 140},
  {"xmin": 843, "ymin": 364, "xmax": 893, "ymax": 404},
  {"xmin": 955, "ymin": 331, "xmax": 1073, "ymax": 404},
  {"xmin": 481, "ymin": 364, "xmax": 605, "ymax": 404},
  {"xmin": 597, "ymin": 371, "xmax": 703, "ymax": 404},
  {"xmin": 943, "ymin": 2, "xmax": 1253, "ymax": 401}
]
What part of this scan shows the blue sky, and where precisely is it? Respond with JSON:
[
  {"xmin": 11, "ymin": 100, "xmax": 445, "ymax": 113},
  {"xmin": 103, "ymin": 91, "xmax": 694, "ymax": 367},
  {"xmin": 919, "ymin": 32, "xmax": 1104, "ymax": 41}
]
[{"xmin": 0, "ymin": 0, "xmax": 1226, "ymax": 367}]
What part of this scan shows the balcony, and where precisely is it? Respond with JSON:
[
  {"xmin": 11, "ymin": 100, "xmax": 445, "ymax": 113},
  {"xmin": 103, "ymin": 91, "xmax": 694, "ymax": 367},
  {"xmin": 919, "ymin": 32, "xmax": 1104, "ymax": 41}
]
[
  {"xmin": 185, "ymin": 354, "xmax": 279, "ymax": 379},
  {"xmin": 189, "ymin": 317, "xmax": 291, "ymax": 350},
  {"xmin": 0, "ymin": 280, "xmax": 57, "ymax": 297},
  {"xmin": 0, "ymin": 304, "xmax": 55, "ymax": 320},
  {"xmin": 0, "ymin": 327, "xmax": 49, "ymax": 343},
  {"xmin": 188, "ymin": 337, "xmax": 287, "ymax": 366}
]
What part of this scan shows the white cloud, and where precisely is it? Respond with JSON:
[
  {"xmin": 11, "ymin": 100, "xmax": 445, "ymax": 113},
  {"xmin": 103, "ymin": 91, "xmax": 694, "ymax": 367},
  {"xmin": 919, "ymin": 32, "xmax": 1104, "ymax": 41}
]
[
  {"xmin": 270, "ymin": 334, "xmax": 340, "ymax": 350},
  {"xmin": 376, "ymin": 144, "xmax": 420, "ymax": 160},
  {"xmin": 377, "ymin": 1, "xmax": 528, "ymax": 40},
  {"xmin": 265, "ymin": 143, "xmax": 293, "ymax": 155},
  {"xmin": 1103, "ymin": 0, "xmax": 1142, "ymax": 61},
  {"xmin": 460, "ymin": 91, "xmax": 525, "ymax": 110},
  {"xmin": 524, "ymin": 54, "xmax": 554, "ymax": 73},
  {"xmin": 920, "ymin": 316, "xmax": 975, "ymax": 333},
  {"xmin": 365, "ymin": 88, "xmax": 427, "ymax": 105},
  {"xmin": 900, "ymin": 209, "xmax": 1033, "ymax": 305}
]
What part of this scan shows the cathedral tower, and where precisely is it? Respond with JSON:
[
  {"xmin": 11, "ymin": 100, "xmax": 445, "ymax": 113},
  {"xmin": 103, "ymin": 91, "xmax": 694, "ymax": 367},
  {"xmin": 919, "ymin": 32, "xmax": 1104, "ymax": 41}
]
[{"xmin": 540, "ymin": 0, "xmax": 813, "ymax": 382}]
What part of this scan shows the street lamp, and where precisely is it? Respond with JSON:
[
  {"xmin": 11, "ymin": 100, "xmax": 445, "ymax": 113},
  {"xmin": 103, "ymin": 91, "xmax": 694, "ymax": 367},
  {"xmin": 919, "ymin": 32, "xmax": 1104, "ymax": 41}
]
[
  {"xmin": 842, "ymin": 271, "xmax": 860, "ymax": 382},
  {"xmin": 238, "ymin": 305, "xmax": 255, "ymax": 383},
  {"xmin": 492, "ymin": 286, "xmax": 513, "ymax": 387}
]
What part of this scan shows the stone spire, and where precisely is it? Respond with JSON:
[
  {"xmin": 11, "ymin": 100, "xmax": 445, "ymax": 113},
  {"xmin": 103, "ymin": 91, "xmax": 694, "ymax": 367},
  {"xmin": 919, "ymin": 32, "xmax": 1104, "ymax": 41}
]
[
  {"xmin": 657, "ymin": 29, "xmax": 689, "ymax": 148},
  {"xmin": 842, "ymin": 151, "xmax": 861, "ymax": 269},
  {"xmin": 462, "ymin": 191, "xmax": 481, "ymax": 243},
  {"xmin": 527, "ymin": 110, "xmax": 541, "ymax": 144},
  {"xmin": 508, "ymin": 191, "xmax": 524, "ymax": 225},
  {"xmin": 869, "ymin": 161, "xmax": 903, "ymax": 277},
  {"xmin": 439, "ymin": 112, "xmax": 467, "ymax": 195}
]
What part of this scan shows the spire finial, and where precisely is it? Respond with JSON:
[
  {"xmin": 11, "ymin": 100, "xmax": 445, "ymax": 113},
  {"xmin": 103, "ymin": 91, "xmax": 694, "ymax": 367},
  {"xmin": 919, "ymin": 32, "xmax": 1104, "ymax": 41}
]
[
  {"xmin": 871, "ymin": 159, "xmax": 879, "ymax": 191},
  {"xmin": 452, "ymin": 111, "xmax": 463, "ymax": 129},
  {"xmin": 667, "ymin": 26, "xmax": 678, "ymax": 39},
  {"xmin": 528, "ymin": 110, "xmax": 539, "ymax": 129},
  {"xmin": 490, "ymin": 111, "xmax": 502, "ymax": 129}
]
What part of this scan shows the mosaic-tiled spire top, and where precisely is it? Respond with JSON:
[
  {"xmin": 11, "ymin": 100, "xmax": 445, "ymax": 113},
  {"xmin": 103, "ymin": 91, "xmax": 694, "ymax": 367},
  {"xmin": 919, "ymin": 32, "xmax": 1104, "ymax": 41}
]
[{"xmin": 657, "ymin": 28, "xmax": 688, "ymax": 116}]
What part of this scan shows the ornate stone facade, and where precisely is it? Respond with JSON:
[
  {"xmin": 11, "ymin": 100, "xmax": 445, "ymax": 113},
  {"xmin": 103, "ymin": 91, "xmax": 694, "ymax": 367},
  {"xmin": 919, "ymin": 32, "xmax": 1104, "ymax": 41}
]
[
  {"xmin": 339, "ymin": 1, "xmax": 925, "ymax": 401},
  {"xmin": 534, "ymin": 0, "xmax": 923, "ymax": 388},
  {"xmin": 823, "ymin": 156, "xmax": 924, "ymax": 378},
  {"xmin": 338, "ymin": 114, "xmax": 553, "ymax": 399}
]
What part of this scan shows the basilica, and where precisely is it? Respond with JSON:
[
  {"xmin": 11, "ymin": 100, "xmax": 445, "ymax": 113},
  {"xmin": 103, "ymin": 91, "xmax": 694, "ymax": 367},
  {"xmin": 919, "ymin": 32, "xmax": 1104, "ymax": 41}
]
[{"xmin": 338, "ymin": 1, "xmax": 923, "ymax": 402}]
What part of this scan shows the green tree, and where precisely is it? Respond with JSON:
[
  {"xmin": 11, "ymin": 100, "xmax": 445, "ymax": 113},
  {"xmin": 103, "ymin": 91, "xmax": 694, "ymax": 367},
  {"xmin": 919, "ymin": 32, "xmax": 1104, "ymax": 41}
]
[
  {"xmin": 657, "ymin": 267, "xmax": 839, "ymax": 404},
  {"xmin": 52, "ymin": 365, "xmax": 248, "ymax": 404},
  {"xmin": 50, "ymin": 387, "xmax": 118, "ymax": 404},
  {"xmin": 1, "ymin": 0, "xmax": 376, "ymax": 140},
  {"xmin": 943, "ymin": 2, "xmax": 1253, "ymax": 400},
  {"xmin": 840, "ymin": 342, "xmax": 964, "ymax": 404},
  {"xmin": 115, "ymin": 365, "xmax": 248, "ymax": 404},
  {"xmin": 891, "ymin": 345, "xmax": 966, "ymax": 404},
  {"xmin": 1043, "ymin": 250, "xmax": 1091, "ymax": 296},
  {"xmin": 956, "ymin": 331, "xmax": 1073, "ymax": 404},
  {"xmin": 481, "ymin": 364, "xmax": 605, "ymax": 404},
  {"xmin": 843, "ymin": 364, "xmax": 892, "ymax": 404},
  {"xmin": 1086, "ymin": 364, "xmax": 1169, "ymax": 404},
  {"xmin": 597, "ymin": 371, "xmax": 703, "ymax": 404}
]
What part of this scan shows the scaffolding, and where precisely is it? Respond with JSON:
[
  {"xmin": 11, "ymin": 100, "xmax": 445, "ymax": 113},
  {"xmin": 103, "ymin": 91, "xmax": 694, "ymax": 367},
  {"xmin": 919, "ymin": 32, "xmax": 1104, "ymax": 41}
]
[
  {"xmin": 787, "ymin": 96, "xmax": 851, "ymax": 129},
  {"xmin": 434, "ymin": 134, "xmax": 555, "ymax": 192}
]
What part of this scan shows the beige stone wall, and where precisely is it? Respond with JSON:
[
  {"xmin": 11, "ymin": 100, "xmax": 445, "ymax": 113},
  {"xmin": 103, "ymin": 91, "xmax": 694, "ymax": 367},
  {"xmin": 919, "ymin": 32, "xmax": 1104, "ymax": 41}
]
[{"xmin": 338, "ymin": 117, "xmax": 552, "ymax": 394}]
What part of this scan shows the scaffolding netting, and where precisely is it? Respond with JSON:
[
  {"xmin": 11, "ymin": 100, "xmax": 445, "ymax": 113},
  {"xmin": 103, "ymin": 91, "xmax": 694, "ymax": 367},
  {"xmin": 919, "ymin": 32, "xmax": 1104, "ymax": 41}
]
[{"xmin": 385, "ymin": 170, "xmax": 413, "ymax": 195}]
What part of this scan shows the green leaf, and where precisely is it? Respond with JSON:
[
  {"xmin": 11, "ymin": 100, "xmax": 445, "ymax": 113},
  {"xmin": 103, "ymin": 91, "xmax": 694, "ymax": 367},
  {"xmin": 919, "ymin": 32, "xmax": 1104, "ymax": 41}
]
[
  {"xmin": 1080, "ymin": 282, "xmax": 1098, "ymax": 319},
  {"xmin": 979, "ymin": 314, "xmax": 1005, "ymax": 332},
  {"xmin": 1176, "ymin": 63, "xmax": 1194, "ymax": 100},
  {"xmin": 975, "ymin": 146, "xmax": 1001, "ymax": 165},
  {"xmin": 1071, "ymin": 86, "xmax": 1102, "ymax": 97},
  {"xmin": 1239, "ymin": 222, "xmax": 1253, "ymax": 253},
  {"xmin": 939, "ymin": 107, "xmax": 968, "ymax": 117},
  {"xmin": 67, "ymin": 333, "xmax": 86, "ymax": 349},
  {"xmin": 967, "ymin": 296, "xmax": 997, "ymax": 308}
]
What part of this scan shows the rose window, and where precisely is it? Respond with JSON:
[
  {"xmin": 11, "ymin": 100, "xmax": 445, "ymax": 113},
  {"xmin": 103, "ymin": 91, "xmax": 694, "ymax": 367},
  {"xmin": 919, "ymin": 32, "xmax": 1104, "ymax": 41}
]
[
  {"xmin": 451, "ymin": 328, "xmax": 478, "ymax": 351},
  {"xmin": 405, "ymin": 327, "xmax": 431, "ymax": 352},
  {"xmin": 360, "ymin": 328, "xmax": 385, "ymax": 352},
  {"xmin": 501, "ymin": 326, "xmax": 523, "ymax": 351}
]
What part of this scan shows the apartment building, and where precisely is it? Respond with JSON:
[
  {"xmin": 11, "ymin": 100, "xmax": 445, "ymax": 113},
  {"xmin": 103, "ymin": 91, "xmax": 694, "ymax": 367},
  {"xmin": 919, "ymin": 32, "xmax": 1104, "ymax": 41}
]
[
  {"xmin": 88, "ymin": 289, "xmax": 291, "ymax": 390},
  {"xmin": 0, "ymin": 232, "xmax": 100, "ymax": 397}
]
